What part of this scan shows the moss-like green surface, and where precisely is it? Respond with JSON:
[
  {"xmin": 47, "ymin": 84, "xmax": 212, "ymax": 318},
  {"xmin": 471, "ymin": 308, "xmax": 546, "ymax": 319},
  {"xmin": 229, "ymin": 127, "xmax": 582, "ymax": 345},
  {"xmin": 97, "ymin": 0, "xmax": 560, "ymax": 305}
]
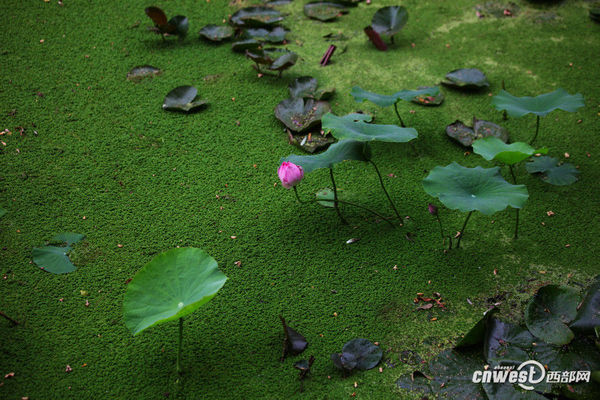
[{"xmin": 1, "ymin": 0, "xmax": 598, "ymax": 398}]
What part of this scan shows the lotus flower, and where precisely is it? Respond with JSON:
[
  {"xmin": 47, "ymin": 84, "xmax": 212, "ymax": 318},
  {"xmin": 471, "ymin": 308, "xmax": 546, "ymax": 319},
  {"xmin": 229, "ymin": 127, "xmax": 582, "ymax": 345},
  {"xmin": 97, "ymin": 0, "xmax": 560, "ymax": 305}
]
[{"xmin": 278, "ymin": 162, "xmax": 304, "ymax": 189}]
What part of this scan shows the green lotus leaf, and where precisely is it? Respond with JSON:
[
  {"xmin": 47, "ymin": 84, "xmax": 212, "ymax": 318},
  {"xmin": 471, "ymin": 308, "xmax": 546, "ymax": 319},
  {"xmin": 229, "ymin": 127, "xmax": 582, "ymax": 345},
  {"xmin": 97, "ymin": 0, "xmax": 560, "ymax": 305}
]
[
  {"xmin": 274, "ymin": 97, "xmax": 331, "ymax": 132},
  {"xmin": 230, "ymin": 7, "xmax": 284, "ymax": 27},
  {"xmin": 162, "ymin": 86, "xmax": 208, "ymax": 113},
  {"xmin": 525, "ymin": 285, "xmax": 579, "ymax": 346},
  {"xmin": 336, "ymin": 338, "xmax": 382, "ymax": 370},
  {"xmin": 412, "ymin": 86, "xmax": 445, "ymax": 106},
  {"xmin": 492, "ymin": 89, "xmax": 584, "ymax": 118},
  {"xmin": 123, "ymin": 247, "xmax": 227, "ymax": 336},
  {"xmin": 282, "ymin": 139, "xmax": 371, "ymax": 174},
  {"xmin": 50, "ymin": 232, "xmax": 85, "ymax": 246},
  {"xmin": 32, "ymin": 245, "xmax": 76, "ymax": 274},
  {"xmin": 304, "ymin": 2, "xmax": 348, "ymax": 22},
  {"xmin": 245, "ymin": 48, "xmax": 297, "ymax": 73},
  {"xmin": 341, "ymin": 113, "xmax": 372, "ymax": 122},
  {"xmin": 472, "ymin": 137, "xmax": 547, "ymax": 165},
  {"xmin": 198, "ymin": 24, "xmax": 234, "ymax": 42},
  {"xmin": 446, "ymin": 119, "xmax": 509, "ymax": 147},
  {"xmin": 289, "ymin": 76, "xmax": 334, "ymax": 101},
  {"xmin": 268, "ymin": 51, "xmax": 298, "ymax": 72},
  {"xmin": 231, "ymin": 39, "xmax": 262, "ymax": 53},
  {"xmin": 168, "ymin": 15, "xmax": 189, "ymax": 37},
  {"xmin": 243, "ymin": 26, "xmax": 288, "ymax": 43},
  {"xmin": 322, "ymin": 112, "xmax": 417, "ymax": 143},
  {"xmin": 570, "ymin": 276, "xmax": 600, "ymax": 332},
  {"xmin": 442, "ymin": 68, "xmax": 489, "ymax": 89},
  {"xmin": 127, "ymin": 65, "xmax": 162, "ymax": 82},
  {"xmin": 525, "ymin": 156, "xmax": 579, "ymax": 186},
  {"xmin": 371, "ymin": 6, "xmax": 408, "ymax": 37},
  {"xmin": 351, "ymin": 86, "xmax": 440, "ymax": 107},
  {"xmin": 422, "ymin": 162, "xmax": 529, "ymax": 215}
]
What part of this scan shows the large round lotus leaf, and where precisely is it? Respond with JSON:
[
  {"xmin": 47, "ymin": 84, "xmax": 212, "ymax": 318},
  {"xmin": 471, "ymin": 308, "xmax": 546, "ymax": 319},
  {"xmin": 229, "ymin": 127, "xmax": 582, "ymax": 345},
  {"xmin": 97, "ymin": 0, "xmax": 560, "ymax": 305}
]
[
  {"xmin": 422, "ymin": 162, "xmax": 529, "ymax": 215},
  {"xmin": 342, "ymin": 338, "xmax": 382, "ymax": 370},
  {"xmin": 123, "ymin": 248, "xmax": 227, "ymax": 336},
  {"xmin": 32, "ymin": 245, "xmax": 76, "ymax": 274},
  {"xmin": 243, "ymin": 26, "xmax": 288, "ymax": 43},
  {"xmin": 525, "ymin": 156, "xmax": 579, "ymax": 186},
  {"xmin": 268, "ymin": 51, "xmax": 298, "ymax": 72},
  {"xmin": 443, "ymin": 68, "xmax": 489, "ymax": 89},
  {"xmin": 304, "ymin": 2, "xmax": 348, "ymax": 22},
  {"xmin": 230, "ymin": 7, "xmax": 284, "ymax": 27},
  {"xmin": 274, "ymin": 97, "xmax": 330, "ymax": 132},
  {"xmin": 232, "ymin": 39, "xmax": 261, "ymax": 53},
  {"xmin": 163, "ymin": 86, "xmax": 207, "ymax": 112},
  {"xmin": 282, "ymin": 139, "xmax": 370, "ymax": 174},
  {"xmin": 127, "ymin": 65, "xmax": 162, "ymax": 82},
  {"xmin": 168, "ymin": 15, "xmax": 189, "ymax": 37},
  {"xmin": 491, "ymin": 89, "xmax": 584, "ymax": 118},
  {"xmin": 351, "ymin": 86, "xmax": 439, "ymax": 107},
  {"xmin": 472, "ymin": 137, "xmax": 547, "ymax": 165},
  {"xmin": 198, "ymin": 24, "xmax": 234, "ymax": 42},
  {"xmin": 525, "ymin": 285, "xmax": 579, "ymax": 346},
  {"xmin": 322, "ymin": 112, "xmax": 417, "ymax": 143},
  {"xmin": 371, "ymin": 6, "xmax": 408, "ymax": 37}
]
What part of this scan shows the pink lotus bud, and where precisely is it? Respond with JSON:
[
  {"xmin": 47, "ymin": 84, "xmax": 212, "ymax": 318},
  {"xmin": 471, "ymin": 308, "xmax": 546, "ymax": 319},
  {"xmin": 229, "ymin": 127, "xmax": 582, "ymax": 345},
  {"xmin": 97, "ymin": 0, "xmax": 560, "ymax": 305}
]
[
  {"xmin": 428, "ymin": 203, "xmax": 438, "ymax": 216},
  {"xmin": 278, "ymin": 162, "xmax": 304, "ymax": 189}
]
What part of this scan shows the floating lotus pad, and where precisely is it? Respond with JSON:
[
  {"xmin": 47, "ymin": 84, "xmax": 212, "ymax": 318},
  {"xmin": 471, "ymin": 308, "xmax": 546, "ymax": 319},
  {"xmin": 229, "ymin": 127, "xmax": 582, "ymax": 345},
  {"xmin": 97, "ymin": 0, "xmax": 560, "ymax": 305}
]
[
  {"xmin": 274, "ymin": 97, "xmax": 331, "ymax": 132},
  {"xmin": 492, "ymin": 89, "xmax": 584, "ymax": 118},
  {"xmin": 282, "ymin": 139, "xmax": 371, "ymax": 173},
  {"xmin": 570, "ymin": 276, "xmax": 600, "ymax": 331},
  {"xmin": 351, "ymin": 86, "xmax": 440, "ymax": 107},
  {"xmin": 123, "ymin": 248, "xmax": 227, "ymax": 335},
  {"xmin": 472, "ymin": 137, "xmax": 547, "ymax": 165},
  {"xmin": 446, "ymin": 119, "xmax": 509, "ymax": 147},
  {"xmin": 145, "ymin": 7, "xmax": 188, "ymax": 37},
  {"xmin": 422, "ymin": 162, "xmax": 528, "ymax": 215},
  {"xmin": 162, "ymin": 86, "xmax": 208, "ymax": 112},
  {"xmin": 322, "ymin": 112, "xmax": 417, "ymax": 143},
  {"xmin": 32, "ymin": 232, "xmax": 85, "ymax": 274},
  {"xmin": 243, "ymin": 26, "xmax": 288, "ymax": 43},
  {"xmin": 525, "ymin": 156, "xmax": 579, "ymax": 186},
  {"xmin": 288, "ymin": 76, "xmax": 335, "ymax": 100},
  {"xmin": 230, "ymin": 7, "xmax": 284, "ymax": 27},
  {"xmin": 127, "ymin": 65, "xmax": 162, "ymax": 82},
  {"xmin": 371, "ymin": 6, "xmax": 408, "ymax": 38},
  {"xmin": 231, "ymin": 39, "xmax": 261, "ymax": 53},
  {"xmin": 51, "ymin": 232, "xmax": 86, "ymax": 246},
  {"xmin": 442, "ymin": 68, "xmax": 489, "ymax": 89},
  {"xmin": 331, "ymin": 338, "xmax": 382, "ymax": 371},
  {"xmin": 198, "ymin": 24, "xmax": 234, "ymax": 42},
  {"xmin": 246, "ymin": 48, "xmax": 298, "ymax": 73},
  {"xmin": 411, "ymin": 86, "xmax": 444, "ymax": 106},
  {"xmin": 525, "ymin": 285, "xmax": 579, "ymax": 346},
  {"xmin": 304, "ymin": 2, "xmax": 348, "ymax": 22}
]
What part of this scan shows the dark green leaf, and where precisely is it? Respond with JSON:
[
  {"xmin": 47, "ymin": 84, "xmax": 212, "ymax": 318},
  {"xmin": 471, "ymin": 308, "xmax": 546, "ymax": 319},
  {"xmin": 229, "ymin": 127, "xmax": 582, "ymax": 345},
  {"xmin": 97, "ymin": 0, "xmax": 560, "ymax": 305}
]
[
  {"xmin": 456, "ymin": 309, "xmax": 495, "ymax": 348},
  {"xmin": 163, "ymin": 86, "xmax": 208, "ymax": 113},
  {"xmin": 483, "ymin": 382, "xmax": 548, "ymax": 400},
  {"xmin": 342, "ymin": 338, "xmax": 382, "ymax": 370},
  {"xmin": 322, "ymin": 112, "xmax": 418, "ymax": 143},
  {"xmin": 473, "ymin": 137, "xmax": 547, "ymax": 165},
  {"xmin": 484, "ymin": 318, "xmax": 534, "ymax": 364},
  {"xmin": 304, "ymin": 2, "xmax": 348, "ymax": 21},
  {"xmin": 422, "ymin": 162, "xmax": 529, "ymax": 215},
  {"xmin": 231, "ymin": 39, "xmax": 261, "ymax": 53},
  {"xmin": 492, "ymin": 89, "xmax": 585, "ymax": 118},
  {"xmin": 123, "ymin": 248, "xmax": 227, "ymax": 335},
  {"xmin": 280, "ymin": 316, "xmax": 308, "ymax": 358},
  {"xmin": 351, "ymin": 86, "xmax": 440, "ymax": 107},
  {"xmin": 198, "ymin": 24, "xmax": 234, "ymax": 42},
  {"xmin": 243, "ymin": 26, "xmax": 288, "ymax": 43},
  {"xmin": 443, "ymin": 68, "xmax": 489, "ymax": 89},
  {"xmin": 282, "ymin": 140, "xmax": 370, "ymax": 173},
  {"xmin": 525, "ymin": 285, "xmax": 579, "ymax": 346},
  {"xmin": 446, "ymin": 119, "xmax": 509, "ymax": 147},
  {"xmin": 274, "ymin": 97, "xmax": 331, "ymax": 132},
  {"xmin": 289, "ymin": 76, "xmax": 317, "ymax": 98},
  {"xmin": 50, "ymin": 232, "xmax": 85, "ymax": 246},
  {"xmin": 525, "ymin": 156, "xmax": 579, "ymax": 186},
  {"xmin": 473, "ymin": 118, "xmax": 510, "ymax": 144},
  {"xmin": 168, "ymin": 15, "xmax": 188, "ymax": 37},
  {"xmin": 230, "ymin": 7, "xmax": 284, "ymax": 27},
  {"xmin": 570, "ymin": 276, "xmax": 600, "ymax": 332},
  {"xmin": 127, "ymin": 65, "xmax": 162, "ymax": 82},
  {"xmin": 412, "ymin": 86, "xmax": 445, "ymax": 106},
  {"xmin": 32, "ymin": 246, "xmax": 76, "ymax": 274},
  {"xmin": 268, "ymin": 51, "xmax": 298, "ymax": 72},
  {"xmin": 371, "ymin": 6, "xmax": 408, "ymax": 37}
]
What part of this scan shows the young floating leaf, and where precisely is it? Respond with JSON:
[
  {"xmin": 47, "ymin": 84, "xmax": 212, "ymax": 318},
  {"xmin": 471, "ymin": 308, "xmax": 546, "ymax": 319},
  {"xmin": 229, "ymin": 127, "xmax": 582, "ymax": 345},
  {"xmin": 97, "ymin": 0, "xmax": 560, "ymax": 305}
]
[
  {"xmin": 322, "ymin": 112, "xmax": 418, "ymax": 143},
  {"xmin": 351, "ymin": 86, "xmax": 440, "ymax": 108},
  {"xmin": 230, "ymin": 7, "xmax": 284, "ymax": 27},
  {"xmin": 163, "ymin": 86, "xmax": 207, "ymax": 113},
  {"xmin": 492, "ymin": 89, "xmax": 584, "ymax": 118},
  {"xmin": 32, "ymin": 246, "xmax": 76, "ymax": 274},
  {"xmin": 50, "ymin": 232, "xmax": 85, "ymax": 246},
  {"xmin": 371, "ymin": 6, "xmax": 408, "ymax": 38},
  {"xmin": 282, "ymin": 140, "xmax": 370, "ymax": 173},
  {"xmin": 570, "ymin": 276, "xmax": 600, "ymax": 332},
  {"xmin": 245, "ymin": 48, "xmax": 298, "ymax": 74},
  {"xmin": 127, "ymin": 65, "xmax": 162, "ymax": 82},
  {"xmin": 280, "ymin": 316, "xmax": 308, "ymax": 361},
  {"xmin": 243, "ymin": 26, "xmax": 288, "ymax": 43},
  {"xmin": 525, "ymin": 285, "xmax": 579, "ymax": 346},
  {"xmin": 198, "ymin": 24, "xmax": 234, "ymax": 42},
  {"xmin": 442, "ymin": 69, "xmax": 489, "ymax": 89},
  {"xmin": 331, "ymin": 338, "xmax": 382, "ymax": 372},
  {"xmin": 472, "ymin": 137, "xmax": 547, "ymax": 165},
  {"xmin": 525, "ymin": 156, "xmax": 579, "ymax": 186},
  {"xmin": 422, "ymin": 163, "xmax": 528, "ymax": 215},
  {"xmin": 123, "ymin": 248, "xmax": 227, "ymax": 335},
  {"xmin": 304, "ymin": 2, "xmax": 348, "ymax": 21},
  {"xmin": 274, "ymin": 97, "xmax": 331, "ymax": 132}
]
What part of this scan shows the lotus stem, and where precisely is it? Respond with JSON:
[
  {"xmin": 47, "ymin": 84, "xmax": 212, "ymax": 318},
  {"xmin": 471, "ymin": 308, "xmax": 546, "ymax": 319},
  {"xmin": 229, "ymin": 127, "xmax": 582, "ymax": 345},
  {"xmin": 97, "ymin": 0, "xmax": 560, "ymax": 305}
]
[
  {"xmin": 0, "ymin": 310, "xmax": 19, "ymax": 325},
  {"xmin": 530, "ymin": 115, "xmax": 540, "ymax": 145},
  {"xmin": 502, "ymin": 80, "xmax": 508, "ymax": 120},
  {"xmin": 456, "ymin": 211, "xmax": 473, "ymax": 249},
  {"xmin": 329, "ymin": 168, "xmax": 348, "ymax": 225},
  {"xmin": 369, "ymin": 160, "xmax": 402, "ymax": 223},
  {"xmin": 509, "ymin": 165, "xmax": 519, "ymax": 239},
  {"xmin": 293, "ymin": 187, "xmax": 395, "ymax": 228},
  {"xmin": 177, "ymin": 318, "xmax": 183, "ymax": 375},
  {"xmin": 393, "ymin": 102, "xmax": 406, "ymax": 127}
]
